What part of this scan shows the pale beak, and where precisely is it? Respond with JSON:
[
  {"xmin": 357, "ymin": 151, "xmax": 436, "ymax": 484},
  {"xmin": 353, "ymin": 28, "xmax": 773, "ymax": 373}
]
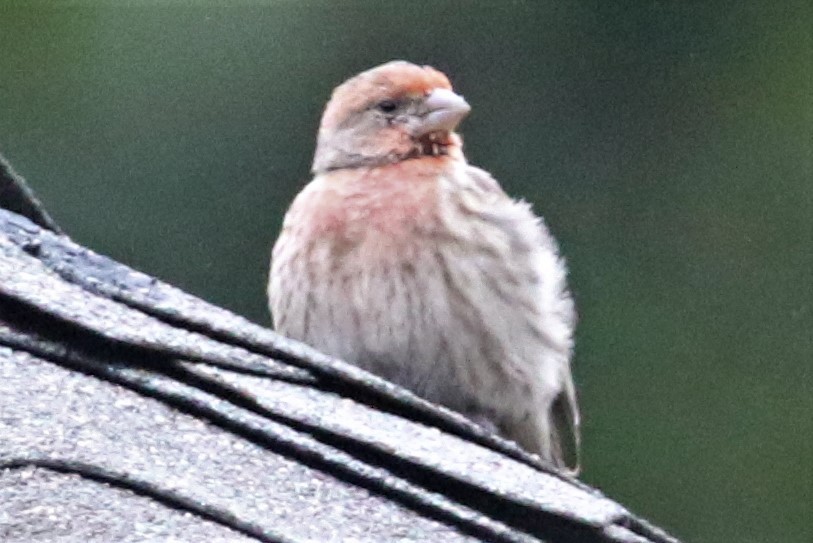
[{"xmin": 415, "ymin": 88, "xmax": 471, "ymax": 136}]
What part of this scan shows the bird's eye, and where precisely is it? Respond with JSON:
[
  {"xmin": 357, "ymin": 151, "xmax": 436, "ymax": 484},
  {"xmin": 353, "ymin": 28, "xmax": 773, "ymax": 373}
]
[{"xmin": 376, "ymin": 100, "xmax": 398, "ymax": 113}]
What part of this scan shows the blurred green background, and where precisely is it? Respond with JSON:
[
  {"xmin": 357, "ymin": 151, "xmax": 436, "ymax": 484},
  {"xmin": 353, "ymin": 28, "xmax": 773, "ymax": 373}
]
[{"xmin": 1, "ymin": 2, "xmax": 810, "ymax": 541}]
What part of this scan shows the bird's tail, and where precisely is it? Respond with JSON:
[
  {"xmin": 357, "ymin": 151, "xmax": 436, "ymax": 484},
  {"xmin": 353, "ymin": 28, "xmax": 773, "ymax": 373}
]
[{"xmin": 550, "ymin": 370, "xmax": 581, "ymax": 475}]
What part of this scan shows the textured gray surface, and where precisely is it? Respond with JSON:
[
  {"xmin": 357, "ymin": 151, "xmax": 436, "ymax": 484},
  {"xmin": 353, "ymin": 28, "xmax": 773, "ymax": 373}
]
[
  {"xmin": 0, "ymin": 466, "xmax": 255, "ymax": 543},
  {"xmin": 0, "ymin": 349, "xmax": 476, "ymax": 543},
  {"xmin": 0, "ymin": 154, "xmax": 681, "ymax": 543}
]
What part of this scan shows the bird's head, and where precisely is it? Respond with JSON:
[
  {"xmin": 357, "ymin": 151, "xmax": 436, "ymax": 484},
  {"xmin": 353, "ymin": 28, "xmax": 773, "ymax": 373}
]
[{"xmin": 312, "ymin": 61, "xmax": 471, "ymax": 174}]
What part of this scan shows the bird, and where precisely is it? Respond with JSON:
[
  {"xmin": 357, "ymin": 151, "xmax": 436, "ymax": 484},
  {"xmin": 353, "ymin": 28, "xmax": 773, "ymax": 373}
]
[{"xmin": 268, "ymin": 61, "xmax": 580, "ymax": 471}]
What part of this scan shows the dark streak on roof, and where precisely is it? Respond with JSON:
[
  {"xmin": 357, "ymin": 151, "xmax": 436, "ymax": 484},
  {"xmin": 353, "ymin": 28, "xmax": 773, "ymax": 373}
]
[{"xmin": 0, "ymin": 154, "xmax": 680, "ymax": 543}]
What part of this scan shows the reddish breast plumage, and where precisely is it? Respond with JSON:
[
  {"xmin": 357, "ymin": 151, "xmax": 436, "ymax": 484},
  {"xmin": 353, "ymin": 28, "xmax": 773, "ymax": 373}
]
[{"xmin": 316, "ymin": 159, "xmax": 450, "ymax": 234}]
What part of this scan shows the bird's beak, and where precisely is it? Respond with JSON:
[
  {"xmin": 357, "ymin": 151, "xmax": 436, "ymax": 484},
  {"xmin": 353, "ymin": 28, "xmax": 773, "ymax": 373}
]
[{"xmin": 415, "ymin": 88, "xmax": 471, "ymax": 136}]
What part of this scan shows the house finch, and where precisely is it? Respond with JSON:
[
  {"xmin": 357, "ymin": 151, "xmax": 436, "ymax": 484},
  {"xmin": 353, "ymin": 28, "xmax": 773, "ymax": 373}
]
[{"xmin": 269, "ymin": 61, "xmax": 580, "ymax": 470}]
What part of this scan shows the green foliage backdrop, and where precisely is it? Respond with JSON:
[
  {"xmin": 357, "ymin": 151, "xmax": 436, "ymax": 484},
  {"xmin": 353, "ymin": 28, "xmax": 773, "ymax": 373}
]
[{"xmin": 1, "ymin": 2, "xmax": 810, "ymax": 542}]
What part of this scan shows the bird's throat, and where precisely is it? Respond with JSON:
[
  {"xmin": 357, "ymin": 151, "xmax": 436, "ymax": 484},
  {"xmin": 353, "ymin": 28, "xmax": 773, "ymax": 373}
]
[{"xmin": 413, "ymin": 131, "xmax": 452, "ymax": 158}]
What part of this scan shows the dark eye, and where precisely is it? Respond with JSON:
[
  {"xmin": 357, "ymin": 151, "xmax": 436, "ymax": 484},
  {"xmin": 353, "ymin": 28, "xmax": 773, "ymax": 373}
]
[{"xmin": 376, "ymin": 100, "xmax": 398, "ymax": 113}]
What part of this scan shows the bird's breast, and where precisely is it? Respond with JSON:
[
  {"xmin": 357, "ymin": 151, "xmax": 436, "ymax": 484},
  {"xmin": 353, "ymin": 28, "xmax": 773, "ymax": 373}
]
[{"xmin": 296, "ymin": 161, "xmax": 451, "ymax": 262}]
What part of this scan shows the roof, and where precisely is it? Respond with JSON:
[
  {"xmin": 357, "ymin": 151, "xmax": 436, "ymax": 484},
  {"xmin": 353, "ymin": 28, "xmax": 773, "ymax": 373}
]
[{"xmin": 0, "ymin": 153, "xmax": 680, "ymax": 543}]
